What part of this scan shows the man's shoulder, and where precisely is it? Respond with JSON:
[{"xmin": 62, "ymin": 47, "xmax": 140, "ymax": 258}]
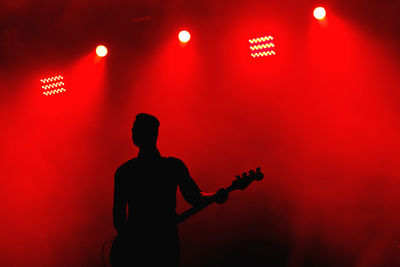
[
  {"xmin": 164, "ymin": 156, "xmax": 185, "ymax": 165},
  {"xmin": 163, "ymin": 157, "xmax": 189, "ymax": 171},
  {"xmin": 115, "ymin": 158, "xmax": 138, "ymax": 175}
]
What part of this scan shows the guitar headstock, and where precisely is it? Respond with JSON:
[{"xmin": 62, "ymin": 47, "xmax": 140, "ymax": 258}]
[{"xmin": 231, "ymin": 167, "xmax": 264, "ymax": 191}]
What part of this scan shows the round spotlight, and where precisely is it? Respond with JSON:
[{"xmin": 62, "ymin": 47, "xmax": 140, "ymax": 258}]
[
  {"xmin": 96, "ymin": 45, "xmax": 108, "ymax": 57},
  {"xmin": 313, "ymin": 7, "xmax": 326, "ymax": 20},
  {"xmin": 178, "ymin": 30, "xmax": 191, "ymax": 43}
]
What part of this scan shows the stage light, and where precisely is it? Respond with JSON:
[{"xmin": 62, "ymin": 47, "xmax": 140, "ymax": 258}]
[
  {"xmin": 313, "ymin": 7, "xmax": 326, "ymax": 20},
  {"xmin": 96, "ymin": 45, "xmax": 108, "ymax": 57},
  {"xmin": 40, "ymin": 75, "xmax": 66, "ymax": 96},
  {"xmin": 178, "ymin": 30, "xmax": 191, "ymax": 43},
  {"xmin": 248, "ymin": 35, "xmax": 276, "ymax": 58}
]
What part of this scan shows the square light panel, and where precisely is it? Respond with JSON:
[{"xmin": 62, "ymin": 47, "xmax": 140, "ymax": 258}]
[
  {"xmin": 40, "ymin": 75, "xmax": 66, "ymax": 96},
  {"xmin": 249, "ymin": 35, "xmax": 276, "ymax": 58}
]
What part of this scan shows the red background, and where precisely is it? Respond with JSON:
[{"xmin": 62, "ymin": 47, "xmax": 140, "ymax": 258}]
[{"xmin": 1, "ymin": 0, "xmax": 400, "ymax": 266}]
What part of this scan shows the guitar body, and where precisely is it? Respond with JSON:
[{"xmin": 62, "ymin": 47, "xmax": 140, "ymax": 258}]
[
  {"xmin": 110, "ymin": 224, "xmax": 180, "ymax": 266},
  {"xmin": 109, "ymin": 234, "xmax": 127, "ymax": 267}
]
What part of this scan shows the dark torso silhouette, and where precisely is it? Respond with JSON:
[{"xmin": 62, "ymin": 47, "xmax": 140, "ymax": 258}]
[{"xmin": 113, "ymin": 149, "xmax": 202, "ymax": 266}]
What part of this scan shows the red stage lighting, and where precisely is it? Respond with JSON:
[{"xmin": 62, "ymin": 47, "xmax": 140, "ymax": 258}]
[
  {"xmin": 313, "ymin": 7, "xmax": 326, "ymax": 20},
  {"xmin": 178, "ymin": 30, "xmax": 191, "ymax": 43},
  {"xmin": 40, "ymin": 75, "xmax": 66, "ymax": 96},
  {"xmin": 96, "ymin": 45, "xmax": 108, "ymax": 57},
  {"xmin": 248, "ymin": 35, "xmax": 276, "ymax": 58}
]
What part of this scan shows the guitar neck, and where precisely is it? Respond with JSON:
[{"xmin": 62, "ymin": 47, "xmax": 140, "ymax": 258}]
[{"xmin": 176, "ymin": 185, "xmax": 236, "ymax": 224}]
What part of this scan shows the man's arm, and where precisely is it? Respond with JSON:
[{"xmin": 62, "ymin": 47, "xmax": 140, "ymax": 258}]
[
  {"xmin": 175, "ymin": 159, "xmax": 227, "ymax": 206},
  {"xmin": 113, "ymin": 168, "xmax": 128, "ymax": 233}
]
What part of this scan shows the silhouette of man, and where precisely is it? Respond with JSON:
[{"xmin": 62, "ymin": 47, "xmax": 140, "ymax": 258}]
[{"xmin": 112, "ymin": 113, "xmax": 227, "ymax": 266}]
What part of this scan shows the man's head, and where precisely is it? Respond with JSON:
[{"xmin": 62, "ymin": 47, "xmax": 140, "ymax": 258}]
[{"xmin": 131, "ymin": 113, "xmax": 160, "ymax": 149}]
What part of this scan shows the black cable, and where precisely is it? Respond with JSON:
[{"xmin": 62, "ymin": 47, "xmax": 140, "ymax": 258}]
[{"xmin": 101, "ymin": 239, "xmax": 113, "ymax": 267}]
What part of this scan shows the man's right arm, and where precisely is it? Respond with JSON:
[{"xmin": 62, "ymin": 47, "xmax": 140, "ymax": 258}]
[
  {"xmin": 113, "ymin": 167, "xmax": 128, "ymax": 233},
  {"xmin": 174, "ymin": 158, "xmax": 227, "ymax": 206}
]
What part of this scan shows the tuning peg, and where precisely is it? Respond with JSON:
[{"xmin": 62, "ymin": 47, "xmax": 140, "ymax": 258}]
[{"xmin": 254, "ymin": 167, "xmax": 264, "ymax": 181}]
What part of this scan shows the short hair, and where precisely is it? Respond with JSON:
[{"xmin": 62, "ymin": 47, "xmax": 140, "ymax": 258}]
[{"xmin": 132, "ymin": 113, "xmax": 160, "ymax": 132}]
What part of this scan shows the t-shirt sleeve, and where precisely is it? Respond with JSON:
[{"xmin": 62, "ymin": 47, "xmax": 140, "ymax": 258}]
[{"xmin": 113, "ymin": 166, "xmax": 128, "ymax": 232}]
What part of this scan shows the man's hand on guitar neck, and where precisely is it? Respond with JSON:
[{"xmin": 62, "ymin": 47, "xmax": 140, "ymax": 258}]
[
  {"xmin": 214, "ymin": 188, "xmax": 229, "ymax": 204},
  {"xmin": 200, "ymin": 188, "xmax": 228, "ymax": 204}
]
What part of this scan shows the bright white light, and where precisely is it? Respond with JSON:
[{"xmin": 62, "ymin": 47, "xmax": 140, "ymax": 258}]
[
  {"xmin": 178, "ymin": 30, "xmax": 191, "ymax": 43},
  {"xmin": 313, "ymin": 7, "xmax": 326, "ymax": 20},
  {"xmin": 96, "ymin": 45, "xmax": 108, "ymax": 57}
]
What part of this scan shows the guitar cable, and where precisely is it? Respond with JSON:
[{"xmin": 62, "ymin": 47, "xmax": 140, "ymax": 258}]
[{"xmin": 101, "ymin": 239, "xmax": 113, "ymax": 267}]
